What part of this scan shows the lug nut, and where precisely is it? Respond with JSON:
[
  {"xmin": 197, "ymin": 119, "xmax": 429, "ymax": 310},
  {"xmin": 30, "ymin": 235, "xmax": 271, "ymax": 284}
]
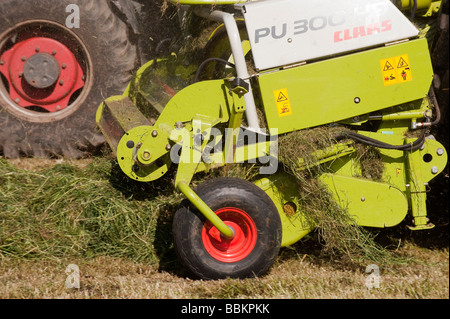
[
  {"xmin": 142, "ymin": 151, "xmax": 151, "ymax": 160},
  {"xmin": 59, "ymin": 80, "xmax": 64, "ymax": 86},
  {"xmin": 152, "ymin": 130, "xmax": 158, "ymax": 137},
  {"xmin": 165, "ymin": 144, "xmax": 172, "ymax": 151},
  {"xmin": 431, "ymin": 166, "xmax": 439, "ymax": 174},
  {"xmin": 21, "ymin": 56, "xmax": 26, "ymax": 62},
  {"xmin": 35, "ymin": 47, "xmax": 40, "ymax": 52},
  {"xmin": 14, "ymin": 98, "xmax": 20, "ymax": 104},
  {"xmin": 437, "ymin": 148, "xmax": 444, "ymax": 156},
  {"xmin": 0, "ymin": 60, "xmax": 5, "ymax": 65}
]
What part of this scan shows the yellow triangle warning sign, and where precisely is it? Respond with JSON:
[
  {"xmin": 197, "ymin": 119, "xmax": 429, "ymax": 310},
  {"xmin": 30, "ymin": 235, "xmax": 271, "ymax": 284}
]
[
  {"xmin": 383, "ymin": 61, "xmax": 394, "ymax": 71},
  {"xmin": 397, "ymin": 57, "xmax": 409, "ymax": 68},
  {"xmin": 277, "ymin": 92, "xmax": 288, "ymax": 102}
]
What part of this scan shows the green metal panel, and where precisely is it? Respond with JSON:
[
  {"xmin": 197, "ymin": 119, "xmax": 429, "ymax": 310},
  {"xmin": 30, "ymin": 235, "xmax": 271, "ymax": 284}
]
[
  {"xmin": 258, "ymin": 38, "xmax": 433, "ymax": 135},
  {"xmin": 319, "ymin": 174, "xmax": 409, "ymax": 228},
  {"xmin": 255, "ymin": 173, "xmax": 312, "ymax": 247}
]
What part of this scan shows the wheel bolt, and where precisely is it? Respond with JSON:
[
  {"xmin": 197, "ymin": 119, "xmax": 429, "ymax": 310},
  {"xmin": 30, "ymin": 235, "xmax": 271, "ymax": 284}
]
[
  {"xmin": 0, "ymin": 60, "xmax": 5, "ymax": 65},
  {"xmin": 35, "ymin": 47, "xmax": 40, "ymax": 52},
  {"xmin": 14, "ymin": 98, "xmax": 20, "ymax": 104},
  {"xmin": 21, "ymin": 56, "xmax": 26, "ymax": 62},
  {"xmin": 59, "ymin": 80, "xmax": 64, "ymax": 86},
  {"xmin": 142, "ymin": 151, "xmax": 151, "ymax": 160}
]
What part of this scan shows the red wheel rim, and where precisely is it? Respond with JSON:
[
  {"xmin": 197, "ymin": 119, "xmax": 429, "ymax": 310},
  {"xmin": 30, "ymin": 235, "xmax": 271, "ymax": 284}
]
[
  {"xmin": 0, "ymin": 21, "xmax": 90, "ymax": 123},
  {"xmin": 202, "ymin": 207, "xmax": 257, "ymax": 263},
  {"xmin": 0, "ymin": 37, "xmax": 85, "ymax": 113}
]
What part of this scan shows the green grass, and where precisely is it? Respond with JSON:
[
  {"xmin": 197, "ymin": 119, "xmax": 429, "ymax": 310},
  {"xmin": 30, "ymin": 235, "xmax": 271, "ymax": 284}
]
[
  {"xmin": 0, "ymin": 157, "xmax": 183, "ymax": 265},
  {"xmin": 0, "ymin": 156, "xmax": 448, "ymax": 299}
]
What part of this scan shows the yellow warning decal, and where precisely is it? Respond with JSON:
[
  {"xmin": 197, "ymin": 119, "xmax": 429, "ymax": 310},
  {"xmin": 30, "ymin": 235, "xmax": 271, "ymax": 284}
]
[
  {"xmin": 273, "ymin": 88, "xmax": 292, "ymax": 117},
  {"xmin": 380, "ymin": 54, "xmax": 412, "ymax": 86}
]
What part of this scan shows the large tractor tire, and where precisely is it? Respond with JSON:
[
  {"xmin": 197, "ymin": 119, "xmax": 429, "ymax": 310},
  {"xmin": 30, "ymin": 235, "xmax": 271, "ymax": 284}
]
[{"xmin": 0, "ymin": 0, "xmax": 137, "ymax": 158}]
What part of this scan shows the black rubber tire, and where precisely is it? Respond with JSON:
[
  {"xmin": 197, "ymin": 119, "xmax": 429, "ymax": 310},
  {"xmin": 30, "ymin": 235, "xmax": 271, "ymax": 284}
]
[
  {"xmin": 173, "ymin": 177, "xmax": 282, "ymax": 280},
  {"xmin": 0, "ymin": 0, "xmax": 137, "ymax": 158}
]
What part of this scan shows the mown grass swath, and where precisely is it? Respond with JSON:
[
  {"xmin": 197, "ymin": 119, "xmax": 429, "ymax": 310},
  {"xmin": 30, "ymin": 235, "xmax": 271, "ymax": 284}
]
[
  {"xmin": 1, "ymin": 126, "xmax": 405, "ymax": 267},
  {"xmin": 0, "ymin": 158, "xmax": 183, "ymax": 264}
]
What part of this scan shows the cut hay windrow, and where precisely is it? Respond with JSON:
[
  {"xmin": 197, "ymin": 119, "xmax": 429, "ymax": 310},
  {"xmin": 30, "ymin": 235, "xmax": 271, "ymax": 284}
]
[
  {"xmin": 0, "ymin": 158, "xmax": 183, "ymax": 264},
  {"xmin": 1, "ymin": 126, "xmax": 399, "ymax": 267},
  {"xmin": 278, "ymin": 126, "xmax": 396, "ymax": 265}
]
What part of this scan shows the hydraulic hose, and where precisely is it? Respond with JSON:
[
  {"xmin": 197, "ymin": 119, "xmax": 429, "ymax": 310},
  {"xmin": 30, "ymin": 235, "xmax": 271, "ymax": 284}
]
[
  {"xmin": 343, "ymin": 129, "xmax": 426, "ymax": 152},
  {"xmin": 194, "ymin": 57, "xmax": 235, "ymax": 83}
]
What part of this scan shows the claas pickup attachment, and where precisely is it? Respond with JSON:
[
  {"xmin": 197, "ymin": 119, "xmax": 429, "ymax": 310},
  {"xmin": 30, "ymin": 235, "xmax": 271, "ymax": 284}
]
[{"xmin": 96, "ymin": 0, "xmax": 447, "ymax": 280}]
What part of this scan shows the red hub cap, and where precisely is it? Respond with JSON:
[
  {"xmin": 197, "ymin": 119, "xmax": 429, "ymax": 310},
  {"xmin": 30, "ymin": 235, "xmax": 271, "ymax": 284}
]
[
  {"xmin": 202, "ymin": 207, "xmax": 257, "ymax": 263},
  {"xmin": 0, "ymin": 36, "xmax": 85, "ymax": 113}
]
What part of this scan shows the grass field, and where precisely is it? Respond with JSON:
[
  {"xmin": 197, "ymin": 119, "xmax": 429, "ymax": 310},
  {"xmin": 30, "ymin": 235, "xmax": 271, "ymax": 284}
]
[{"xmin": 0, "ymin": 157, "xmax": 448, "ymax": 299}]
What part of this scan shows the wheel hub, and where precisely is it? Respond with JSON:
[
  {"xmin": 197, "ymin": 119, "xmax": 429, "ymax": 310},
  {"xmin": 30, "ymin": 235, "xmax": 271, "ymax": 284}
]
[
  {"xmin": 202, "ymin": 207, "xmax": 257, "ymax": 263},
  {"xmin": 23, "ymin": 52, "xmax": 60, "ymax": 89},
  {"xmin": 0, "ymin": 36, "xmax": 85, "ymax": 113}
]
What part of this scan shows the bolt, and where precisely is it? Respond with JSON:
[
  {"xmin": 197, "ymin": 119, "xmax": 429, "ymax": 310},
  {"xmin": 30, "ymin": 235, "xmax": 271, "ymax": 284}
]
[
  {"xmin": 35, "ymin": 47, "xmax": 40, "ymax": 53},
  {"xmin": 361, "ymin": 197, "xmax": 366, "ymax": 202},
  {"xmin": 56, "ymin": 105, "xmax": 61, "ymax": 110},
  {"xmin": 142, "ymin": 151, "xmax": 151, "ymax": 161},
  {"xmin": 152, "ymin": 130, "xmax": 158, "ymax": 137},
  {"xmin": 62, "ymin": 63, "xmax": 67, "ymax": 70},
  {"xmin": 59, "ymin": 80, "xmax": 64, "ymax": 86},
  {"xmin": 126, "ymin": 140, "xmax": 135, "ymax": 149},
  {"xmin": 52, "ymin": 50, "xmax": 57, "ymax": 56},
  {"xmin": 81, "ymin": 75, "xmax": 86, "ymax": 81},
  {"xmin": 0, "ymin": 60, "xmax": 5, "ymax": 65},
  {"xmin": 14, "ymin": 98, "xmax": 20, "ymax": 104},
  {"xmin": 354, "ymin": 97, "xmax": 361, "ymax": 104},
  {"xmin": 165, "ymin": 144, "xmax": 172, "ymax": 151},
  {"xmin": 287, "ymin": 38, "xmax": 293, "ymax": 43},
  {"xmin": 21, "ymin": 56, "xmax": 26, "ymax": 62},
  {"xmin": 431, "ymin": 166, "xmax": 439, "ymax": 174},
  {"xmin": 437, "ymin": 148, "xmax": 444, "ymax": 156},
  {"xmin": 18, "ymin": 72, "xmax": 23, "ymax": 78},
  {"xmin": 175, "ymin": 122, "xmax": 183, "ymax": 129}
]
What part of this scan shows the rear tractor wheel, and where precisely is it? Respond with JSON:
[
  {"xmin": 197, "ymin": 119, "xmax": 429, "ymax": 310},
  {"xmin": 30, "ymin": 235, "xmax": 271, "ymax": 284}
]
[{"xmin": 0, "ymin": 0, "xmax": 137, "ymax": 158}]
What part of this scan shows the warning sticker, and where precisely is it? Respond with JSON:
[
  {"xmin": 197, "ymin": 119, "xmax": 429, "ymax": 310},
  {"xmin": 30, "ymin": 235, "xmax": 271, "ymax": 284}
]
[
  {"xmin": 380, "ymin": 55, "xmax": 412, "ymax": 86},
  {"xmin": 273, "ymin": 89, "xmax": 292, "ymax": 117}
]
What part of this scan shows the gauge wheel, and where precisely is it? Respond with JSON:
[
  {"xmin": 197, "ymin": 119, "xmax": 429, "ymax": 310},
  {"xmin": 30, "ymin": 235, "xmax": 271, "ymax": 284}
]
[
  {"xmin": 173, "ymin": 177, "xmax": 282, "ymax": 280},
  {"xmin": 0, "ymin": 0, "xmax": 137, "ymax": 158}
]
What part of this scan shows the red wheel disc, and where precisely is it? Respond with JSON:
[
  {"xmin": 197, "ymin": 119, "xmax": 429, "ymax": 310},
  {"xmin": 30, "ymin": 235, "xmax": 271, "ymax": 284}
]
[
  {"xmin": 0, "ymin": 36, "xmax": 85, "ymax": 113},
  {"xmin": 202, "ymin": 207, "xmax": 257, "ymax": 263}
]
